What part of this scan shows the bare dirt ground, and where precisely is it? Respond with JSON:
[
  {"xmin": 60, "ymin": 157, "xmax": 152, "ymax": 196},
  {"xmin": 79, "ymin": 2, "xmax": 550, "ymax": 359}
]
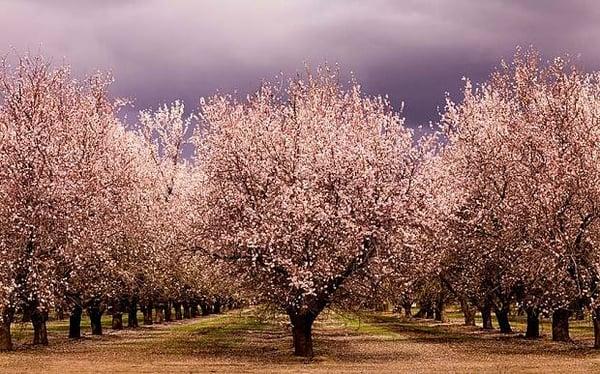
[{"xmin": 1, "ymin": 308, "xmax": 600, "ymax": 373}]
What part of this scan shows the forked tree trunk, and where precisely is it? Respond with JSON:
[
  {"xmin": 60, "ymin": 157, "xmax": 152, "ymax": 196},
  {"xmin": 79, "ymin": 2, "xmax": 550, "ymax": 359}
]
[
  {"xmin": 481, "ymin": 304, "xmax": 493, "ymax": 330},
  {"xmin": 128, "ymin": 300, "xmax": 139, "ymax": 328},
  {"xmin": 69, "ymin": 305, "xmax": 83, "ymax": 339},
  {"xmin": 174, "ymin": 302, "xmax": 183, "ymax": 320},
  {"xmin": 88, "ymin": 305, "xmax": 103, "ymax": 335},
  {"xmin": 525, "ymin": 308, "xmax": 540, "ymax": 339},
  {"xmin": 593, "ymin": 307, "xmax": 600, "ymax": 348},
  {"xmin": 289, "ymin": 312, "xmax": 316, "ymax": 357},
  {"xmin": 460, "ymin": 298, "xmax": 476, "ymax": 326},
  {"xmin": 552, "ymin": 308, "xmax": 570, "ymax": 342},
  {"xmin": 31, "ymin": 309, "xmax": 49, "ymax": 345},
  {"xmin": 0, "ymin": 309, "xmax": 14, "ymax": 351},
  {"xmin": 495, "ymin": 308, "xmax": 512, "ymax": 333}
]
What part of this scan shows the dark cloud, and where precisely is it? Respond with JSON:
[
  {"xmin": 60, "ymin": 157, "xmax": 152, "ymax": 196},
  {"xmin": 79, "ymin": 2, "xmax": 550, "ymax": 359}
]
[{"xmin": 1, "ymin": 0, "xmax": 600, "ymax": 125}]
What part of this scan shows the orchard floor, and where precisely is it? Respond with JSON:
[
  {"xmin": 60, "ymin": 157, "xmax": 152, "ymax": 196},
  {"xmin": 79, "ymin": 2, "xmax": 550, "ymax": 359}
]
[{"xmin": 1, "ymin": 308, "xmax": 600, "ymax": 373}]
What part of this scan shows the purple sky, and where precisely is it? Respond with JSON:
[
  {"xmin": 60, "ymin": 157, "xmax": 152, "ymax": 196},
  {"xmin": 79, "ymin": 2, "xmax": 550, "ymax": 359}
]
[{"xmin": 1, "ymin": 0, "xmax": 600, "ymax": 126}]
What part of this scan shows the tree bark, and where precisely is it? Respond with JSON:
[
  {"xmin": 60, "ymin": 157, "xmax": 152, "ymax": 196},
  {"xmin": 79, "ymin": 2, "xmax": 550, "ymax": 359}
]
[
  {"xmin": 481, "ymin": 304, "xmax": 493, "ymax": 330},
  {"xmin": 426, "ymin": 307, "xmax": 434, "ymax": 319},
  {"xmin": 525, "ymin": 308, "xmax": 540, "ymax": 339},
  {"xmin": 0, "ymin": 309, "xmax": 14, "ymax": 351},
  {"xmin": 183, "ymin": 302, "xmax": 191, "ymax": 319},
  {"xmin": 128, "ymin": 299, "xmax": 139, "ymax": 328},
  {"xmin": 575, "ymin": 303, "xmax": 585, "ymax": 320},
  {"xmin": 434, "ymin": 300, "xmax": 444, "ymax": 322},
  {"xmin": 289, "ymin": 312, "xmax": 316, "ymax": 357},
  {"xmin": 164, "ymin": 302, "xmax": 172, "ymax": 322},
  {"xmin": 402, "ymin": 301, "xmax": 412, "ymax": 318},
  {"xmin": 191, "ymin": 304, "xmax": 199, "ymax": 318},
  {"xmin": 155, "ymin": 305, "xmax": 164, "ymax": 324},
  {"xmin": 593, "ymin": 307, "xmax": 600, "ymax": 348},
  {"xmin": 174, "ymin": 302, "xmax": 183, "ymax": 320},
  {"xmin": 55, "ymin": 308, "xmax": 65, "ymax": 321},
  {"xmin": 22, "ymin": 307, "xmax": 31, "ymax": 323},
  {"xmin": 112, "ymin": 301, "xmax": 123, "ymax": 330},
  {"xmin": 495, "ymin": 308, "xmax": 512, "ymax": 333},
  {"xmin": 460, "ymin": 298, "xmax": 476, "ymax": 326},
  {"xmin": 200, "ymin": 302, "xmax": 210, "ymax": 316},
  {"xmin": 552, "ymin": 308, "xmax": 571, "ymax": 342},
  {"xmin": 143, "ymin": 303, "xmax": 153, "ymax": 325},
  {"xmin": 415, "ymin": 301, "xmax": 433, "ymax": 319},
  {"xmin": 112, "ymin": 313, "xmax": 123, "ymax": 330},
  {"xmin": 69, "ymin": 305, "xmax": 83, "ymax": 339},
  {"xmin": 31, "ymin": 309, "xmax": 49, "ymax": 345},
  {"xmin": 88, "ymin": 305, "xmax": 103, "ymax": 335}
]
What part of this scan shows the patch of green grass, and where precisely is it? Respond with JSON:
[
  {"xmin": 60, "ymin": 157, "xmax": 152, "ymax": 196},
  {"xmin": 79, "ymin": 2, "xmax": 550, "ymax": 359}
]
[
  {"xmin": 158, "ymin": 312, "xmax": 274, "ymax": 353},
  {"xmin": 332, "ymin": 312, "xmax": 402, "ymax": 339}
]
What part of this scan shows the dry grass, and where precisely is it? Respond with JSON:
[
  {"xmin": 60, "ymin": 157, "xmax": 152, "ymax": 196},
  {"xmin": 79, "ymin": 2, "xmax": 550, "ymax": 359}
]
[{"xmin": 1, "ymin": 308, "xmax": 600, "ymax": 373}]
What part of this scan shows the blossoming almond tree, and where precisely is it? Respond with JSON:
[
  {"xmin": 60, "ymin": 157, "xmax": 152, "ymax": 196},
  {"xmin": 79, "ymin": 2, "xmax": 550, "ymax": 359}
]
[
  {"xmin": 439, "ymin": 48, "xmax": 600, "ymax": 344},
  {"xmin": 196, "ymin": 67, "xmax": 427, "ymax": 356},
  {"xmin": 0, "ymin": 55, "xmax": 123, "ymax": 347}
]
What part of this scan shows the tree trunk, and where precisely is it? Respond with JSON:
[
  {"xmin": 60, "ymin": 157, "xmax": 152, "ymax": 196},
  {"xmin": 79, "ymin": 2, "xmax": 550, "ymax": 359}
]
[
  {"xmin": 128, "ymin": 299, "xmax": 139, "ymax": 328},
  {"xmin": 112, "ymin": 313, "xmax": 123, "ymax": 330},
  {"xmin": 460, "ymin": 298, "xmax": 475, "ymax": 326},
  {"xmin": 112, "ymin": 301, "xmax": 123, "ymax": 330},
  {"xmin": 69, "ymin": 305, "xmax": 83, "ymax": 339},
  {"xmin": 174, "ymin": 302, "xmax": 183, "ymax": 320},
  {"xmin": 481, "ymin": 304, "xmax": 493, "ymax": 330},
  {"xmin": 183, "ymin": 302, "xmax": 191, "ymax": 319},
  {"xmin": 593, "ymin": 307, "xmax": 600, "ymax": 348},
  {"xmin": 289, "ymin": 313, "xmax": 316, "ymax": 357},
  {"xmin": 402, "ymin": 301, "xmax": 412, "ymax": 318},
  {"xmin": 415, "ymin": 301, "xmax": 433, "ymax": 319},
  {"xmin": 31, "ymin": 309, "xmax": 49, "ymax": 345},
  {"xmin": 191, "ymin": 304, "xmax": 199, "ymax": 318},
  {"xmin": 143, "ymin": 304, "xmax": 153, "ymax": 325},
  {"xmin": 55, "ymin": 308, "xmax": 65, "ymax": 321},
  {"xmin": 426, "ymin": 307, "xmax": 434, "ymax": 319},
  {"xmin": 0, "ymin": 309, "xmax": 14, "ymax": 351},
  {"xmin": 552, "ymin": 308, "xmax": 570, "ymax": 342},
  {"xmin": 434, "ymin": 300, "xmax": 444, "ymax": 322},
  {"xmin": 575, "ymin": 302, "xmax": 585, "ymax": 320},
  {"xmin": 164, "ymin": 302, "xmax": 172, "ymax": 322},
  {"xmin": 200, "ymin": 302, "xmax": 210, "ymax": 316},
  {"xmin": 525, "ymin": 308, "xmax": 540, "ymax": 339},
  {"xmin": 495, "ymin": 308, "xmax": 512, "ymax": 333},
  {"xmin": 155, "ymin": 305, "xmax": 164, "ymax": 324},
  {"xmin": 213, "ymin": 300, "xmax": 222, "ymax": 314},
  {"xmin": 88, "ymin": 305, "xmax": 103, "ymax": 335},
  {"xmin": 22, "ymin": 308, "xmax": 31, "ymax": 323}
]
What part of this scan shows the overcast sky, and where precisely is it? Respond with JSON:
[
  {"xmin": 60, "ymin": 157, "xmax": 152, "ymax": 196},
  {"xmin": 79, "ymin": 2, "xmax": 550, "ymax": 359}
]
[{"xmin": 1, "ymin": 0, "xmax": 600, "ymax": 126}]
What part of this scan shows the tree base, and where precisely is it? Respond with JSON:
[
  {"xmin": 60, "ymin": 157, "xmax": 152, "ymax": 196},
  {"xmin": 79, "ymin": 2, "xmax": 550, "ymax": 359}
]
[
  {"xmin": 552, "ymin": 309, "xmax": 571, "ymax": 342},
  {"xmin": 69, "ymin": 306, "xmax": 83, "ymax": 339}
]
